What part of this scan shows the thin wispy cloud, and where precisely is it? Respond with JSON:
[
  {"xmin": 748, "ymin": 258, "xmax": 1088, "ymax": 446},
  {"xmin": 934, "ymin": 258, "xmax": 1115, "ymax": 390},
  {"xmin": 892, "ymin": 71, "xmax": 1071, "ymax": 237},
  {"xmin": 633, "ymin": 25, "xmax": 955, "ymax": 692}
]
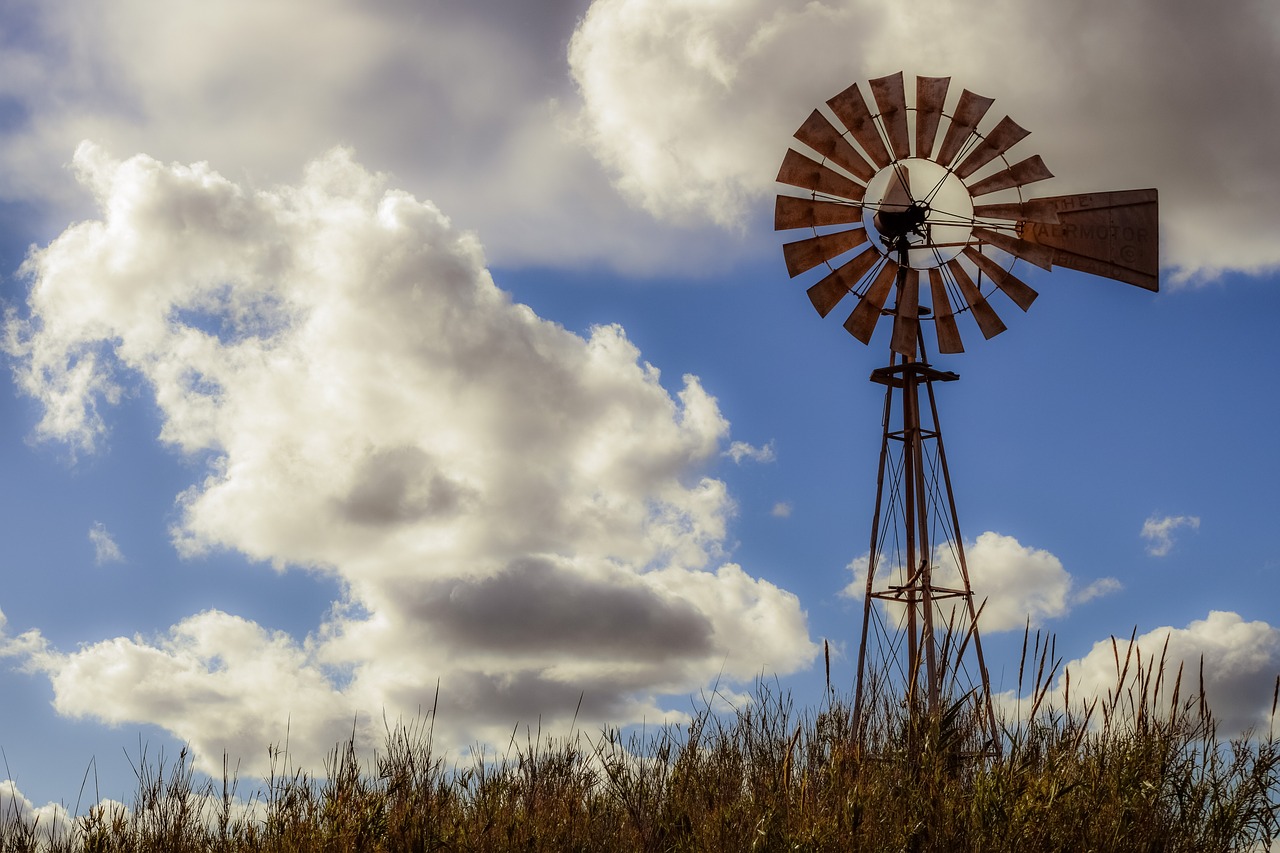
[
  {"xmin": 1074, "ymin": 577, "xmax": 1123, "ymax": 604},
  {"xmin": 88, "ymin": 522, "xmax": 123, "ymax": 565},
  {"xmin": 1142, "ymin": 514, "xmax": 1200, "ymax": 557},
  {"xmin": 771, "ymin": 502, "xmax": 792, "ymax": 519},
  {"xmin": 725, "ymin": 440, "xmax": 775, "ymax": 465}
]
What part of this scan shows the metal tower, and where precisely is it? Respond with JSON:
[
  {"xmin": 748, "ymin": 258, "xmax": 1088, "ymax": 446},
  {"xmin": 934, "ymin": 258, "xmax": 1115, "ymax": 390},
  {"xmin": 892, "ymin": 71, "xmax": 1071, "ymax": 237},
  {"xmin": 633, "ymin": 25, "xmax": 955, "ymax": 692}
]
[{"xmin": 773, "ymin": 71, "xmax": 1159, "ymax": 752}]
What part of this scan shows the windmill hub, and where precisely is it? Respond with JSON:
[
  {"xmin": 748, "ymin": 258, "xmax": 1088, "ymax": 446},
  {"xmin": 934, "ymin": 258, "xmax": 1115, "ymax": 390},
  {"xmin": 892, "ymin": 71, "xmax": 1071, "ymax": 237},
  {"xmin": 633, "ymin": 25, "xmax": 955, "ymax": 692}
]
[
  {"xmin": 874, "ymin": 201, "xmax": 928, "ymax": 241},
  {"xmin": 863, "ymin": 158, "xmax": 973, "ymax": 270}
]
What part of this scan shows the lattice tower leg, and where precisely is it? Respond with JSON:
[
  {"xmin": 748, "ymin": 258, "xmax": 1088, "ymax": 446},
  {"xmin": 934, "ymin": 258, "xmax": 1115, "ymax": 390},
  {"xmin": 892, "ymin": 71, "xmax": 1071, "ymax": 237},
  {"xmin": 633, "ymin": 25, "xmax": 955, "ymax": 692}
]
[{"xmin": 851, "ymin": 337, "xmax": 1000, "ymax": 759}]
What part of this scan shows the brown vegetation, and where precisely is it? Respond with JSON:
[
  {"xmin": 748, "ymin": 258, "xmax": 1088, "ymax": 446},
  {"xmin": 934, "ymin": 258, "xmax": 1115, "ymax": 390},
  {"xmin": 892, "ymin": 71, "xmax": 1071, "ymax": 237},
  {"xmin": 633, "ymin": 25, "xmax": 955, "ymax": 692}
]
[{"xmin": 3, "ymin": 634, "xmax": 1277, "ymax": 852}]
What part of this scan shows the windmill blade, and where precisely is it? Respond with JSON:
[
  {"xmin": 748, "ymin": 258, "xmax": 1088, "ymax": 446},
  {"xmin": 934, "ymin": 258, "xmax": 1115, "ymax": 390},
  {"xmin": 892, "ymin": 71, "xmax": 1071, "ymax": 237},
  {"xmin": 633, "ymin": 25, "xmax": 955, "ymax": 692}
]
[
  {"xmin": 777, "ymin": 149, "xmax": 866, "ymax": 202},
  {"xmin": 890, "ymin": 267, "xmax": 921, "ymax": 357},
  {"xmin": 775, "ymin": 195, "xmax": 863, "ymax": 230},
  {"xmin": 972, "ymin": 198, "xmax": 1060, "ymax": 224},
  {"xmin": 928, "ymin": 268, "xmax": 964, "ymax": 354},
  {"xmin": 964, "ymin": 247, "xmax": 1038, "ymax": 311},
  {"xmin": 826, "ymin": 82, "xmax": 892, "ymax": 168},
  {"xmin": 935, "ymin": 89, "xmax": 995, "ymax": 167},
  {"xmin": 972, "ymin": 227, "xmax": 1055, "ymax": 270},
  {"xmin": 946, "ymin": 259, "xmax": 1007, "ymax": 339},
  {"xmin": 954, "ymin": 116, "xmax": 1031, "ymax": 180},
  {"xmin": 1017, "ymin": 189, "xmax": 1159, "ymax": 291},
  {"xmin": 844, "ymin": 260, "xmax": 899, "ymax": 344},
  {"xmin": 783, "ymin": 228, "xmax": 869, "ymax": 278},
  {"xmin": 915, "ymin": 76, "xmax": 950, "ymax": 159},
  {"xmin": 967, "ymin": 155, "xmax": 1054, "ymax": 197},
  {"xmin": 869, "ymin": 71, "xmax": 911, "ymax": 161},
  {"xmin": 807, "ymin": 245, "xmax": 881, "ymax": 317},
  {"xmin": 793, "ymin": 110, "xmax": 876, "ymax": 182}
]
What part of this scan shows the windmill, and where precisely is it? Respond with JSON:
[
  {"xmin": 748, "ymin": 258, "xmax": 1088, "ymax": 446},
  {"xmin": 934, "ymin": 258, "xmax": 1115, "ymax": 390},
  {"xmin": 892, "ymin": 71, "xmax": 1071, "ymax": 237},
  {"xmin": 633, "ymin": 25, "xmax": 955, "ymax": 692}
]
[{"xmin": 775, "ymin": 72, "xmax": 1158, "ymax": 754}]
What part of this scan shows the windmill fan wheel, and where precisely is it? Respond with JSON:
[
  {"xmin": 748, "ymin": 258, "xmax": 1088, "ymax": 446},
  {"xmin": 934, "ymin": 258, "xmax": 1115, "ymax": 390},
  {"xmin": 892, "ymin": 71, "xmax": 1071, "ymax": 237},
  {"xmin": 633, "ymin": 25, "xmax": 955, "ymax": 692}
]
[{"xmin": 775, "ymin": 71, "xmax": 1063, "ymax": 357}]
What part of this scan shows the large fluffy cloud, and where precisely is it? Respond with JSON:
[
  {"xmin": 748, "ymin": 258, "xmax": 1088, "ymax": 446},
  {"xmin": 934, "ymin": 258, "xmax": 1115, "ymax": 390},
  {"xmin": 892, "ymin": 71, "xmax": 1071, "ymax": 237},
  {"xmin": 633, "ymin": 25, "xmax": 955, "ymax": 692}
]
[
  {"xmin": 0, "ymin": 0, "xmax": 736, "ymax": 272},
  {"xmin": 1001, "ymin": 611, "xmax": 1280, "ymax": 736},
  {"xmin": 4, "ymin": 1, "xmax": 1277, "ymax": 279},
  {"xmin": 570, "ymin": 0, "xmax": 1280, "ymax": 280},
  {"xmin": 3, "ymin": 145, "xmax": 816, "ymax": 774}
]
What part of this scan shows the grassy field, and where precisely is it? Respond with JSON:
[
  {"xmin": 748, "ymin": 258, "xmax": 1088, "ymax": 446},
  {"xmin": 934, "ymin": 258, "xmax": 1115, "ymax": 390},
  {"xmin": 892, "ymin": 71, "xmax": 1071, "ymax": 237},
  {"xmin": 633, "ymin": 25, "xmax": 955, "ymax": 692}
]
[{"xmin": 3, "ymin": 633, "xmax": 1278, "ymax": 852}]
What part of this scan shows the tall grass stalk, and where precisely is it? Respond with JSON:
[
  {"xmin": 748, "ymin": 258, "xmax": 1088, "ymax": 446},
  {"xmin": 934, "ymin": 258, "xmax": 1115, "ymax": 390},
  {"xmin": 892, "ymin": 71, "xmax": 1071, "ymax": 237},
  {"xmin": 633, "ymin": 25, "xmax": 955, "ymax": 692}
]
[{"xmin": 3, "ymin": 635, "xmax": 1277, "ymax": 852}]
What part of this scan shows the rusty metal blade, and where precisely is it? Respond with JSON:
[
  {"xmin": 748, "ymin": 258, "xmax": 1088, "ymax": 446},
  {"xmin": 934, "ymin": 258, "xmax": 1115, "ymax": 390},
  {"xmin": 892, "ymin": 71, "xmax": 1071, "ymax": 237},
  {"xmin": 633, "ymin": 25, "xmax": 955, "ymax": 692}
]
[
  {"xmin": 935, "ymin": 88, "xmax": 995, "ymax": 167},
  {"xmin": 776, "ymin": 149, "xmax": 866, "ymax": 202},
  {"xmin": 964, "ymin": 247, "xmax": 1038, "ymax": 311},
  {"xmin": 844, "ymin": 260, "xmax": 898, "ymax": 343},
  {"xmin": 914, "ymin": 76, "xmax": 950, "ymax": 159},
  {"xmin": 775, "ymin": 195, "xmax": 863, "ymax": 230},
  {"xmin": 928, "ymin": 268, "xmax": 964, "ymax": 353},
  {"xmin": 826, "ymin": 82, "xmax": 892, "ymax": 168},
  {"xmin": 793, "ymin": 109, "xmax": 876, "ymax": 182},
  {"xmin": 972, "ymin": 227, "xmax": 1055, "ymax": 271},
  {"xmin": 891, "ymin": 267, "xmax": 920, "ymax": 357},
  {"xmin": 972, "ymin": 198, "xmax": 1060, "ymax": 224},
  {"xmin": 946, "ymin": 259, "xmax": 1007, "ymax": 339},
  {"xmin": 869, "ymin": 71, "xmax": 910, "ymax": 161},
  {"xmin": 783, "ymin": 228, "xmax": 869, "ymax": 278},
  {"xmin": 807, "ymin": 245, "xmax": 881, "ymax": 317},
  {"xmin": 967, "ymin": 155, "xmax": 1054, "ymax": 197},
  {"xmin": 1017, "ymin": 189, "xmax": 1159, "ymax": 291},
  {"xmin": 954, "ymin": 116, "xmax": 1031, "ymax": 179}
]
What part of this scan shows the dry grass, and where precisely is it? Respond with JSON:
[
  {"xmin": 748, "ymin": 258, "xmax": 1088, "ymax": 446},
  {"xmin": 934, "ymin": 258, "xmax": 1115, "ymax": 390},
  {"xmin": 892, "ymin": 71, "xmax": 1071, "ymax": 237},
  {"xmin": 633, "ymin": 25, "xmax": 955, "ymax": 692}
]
[{"xmin": 4, "ymin": 634, "xmax": 1278, "ymax": 852}]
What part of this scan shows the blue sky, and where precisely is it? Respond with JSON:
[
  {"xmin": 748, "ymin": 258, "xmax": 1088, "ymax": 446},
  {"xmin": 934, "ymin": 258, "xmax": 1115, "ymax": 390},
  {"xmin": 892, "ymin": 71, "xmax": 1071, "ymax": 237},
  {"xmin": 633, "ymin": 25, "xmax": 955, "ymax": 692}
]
[{"xmin": 1, "ymin": 0, "xmax": 1279, "ymax": 821}]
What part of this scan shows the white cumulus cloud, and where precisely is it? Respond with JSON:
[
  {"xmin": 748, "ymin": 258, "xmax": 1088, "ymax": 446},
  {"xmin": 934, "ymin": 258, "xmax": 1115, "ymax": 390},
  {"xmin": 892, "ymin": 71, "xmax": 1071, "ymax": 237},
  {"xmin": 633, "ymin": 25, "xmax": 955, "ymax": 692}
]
[
  {"xmin": 569, "ymin": 0, "xmax": 1280, "ymax": 281},
  {"xmin": 88, "ymin": 521, "xmax": 124, "ymax": 565},
  {"xmin": 724, "ymin": 439, "xmax": 775, "ymax": 464},
  {"xmin": 1142, "ymin": 513, "xmax": 1201, "ymax": 557},
  {"xmin": 4, "ymin": 145, "xmax": 817, "ymax": 776},
  {"xmin": 844, "ymin": 531, "xmax": 1120, "ymax": 633},
  {"xmin": 0, "ymin": 779, "xmax": 73, "ymax": 840},
  {"xmin": 4, "ymin": 1, "xmax": 1277, "ymax": 279},
  {"xmin": 999, "ymin": 611, "xmax": 1280, "ymax": 737},
  {"xmin": 0, "ymin": 0, "xmax": 734, "ymax": 273}
]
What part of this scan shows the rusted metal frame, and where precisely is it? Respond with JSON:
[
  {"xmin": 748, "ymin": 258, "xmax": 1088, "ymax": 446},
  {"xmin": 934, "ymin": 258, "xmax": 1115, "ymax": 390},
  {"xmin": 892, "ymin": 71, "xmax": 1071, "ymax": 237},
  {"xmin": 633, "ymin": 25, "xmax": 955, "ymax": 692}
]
[
  {"xmin": 922, "ymin": 371, "xmax": 1002, "ymax": 756},
  {"xmin": 901, "ymin": 362, "xmax": 921, "ymax": 717},
  {"xmin": 877, "ymin": 585, "xmax": 968, "ymax": 600},
  {"xmin": 876, "ymin": 462, "xmax": 914, "ymax": 691},
  {"xmin": 889, "ymin": 238, "xmax": 927, "ymax": 721},
  {"xmin": 853, "ymin": 349, "xmax": 899, "ymax": 743},
  {"xmin": 911, "ymin": 328, "xmax": 940, "ymax": 720},
  {"xmin": 925, "ymin": 414, "xmax": 998, "ymax": 754},
  {"xmin": 935, "ymin": 260, "xmax": 971, "ymax": 330},
  {"xmin": 917, "ymin": 166, "xmax": 955, "ymax": 211},
  {"xmin": 901, "ymin": 428, "xmax": 921, "ymax": 710},
  {"xmin": 920, "ymin": 434, "xmax": 964, "ymax": 697},
  {"xmin": 871, "ymin": 361, "xmax": 959, "ymax": 384},
  {"xmin": 867, "ymin": 488, "xmax": 909, "ymax": 641}
]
